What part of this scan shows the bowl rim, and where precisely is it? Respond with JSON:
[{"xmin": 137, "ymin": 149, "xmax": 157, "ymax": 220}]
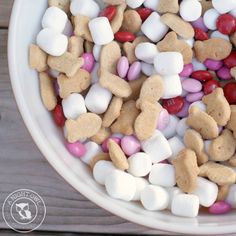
[{"xmin": 7, "ymin": 0, "xmax": 236, "ymax": 234}]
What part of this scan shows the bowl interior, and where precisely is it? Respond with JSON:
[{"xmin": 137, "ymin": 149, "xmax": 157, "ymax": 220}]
[{"xmin": 8, "ymin": 0, "xmax": 236, "ymax": 234}]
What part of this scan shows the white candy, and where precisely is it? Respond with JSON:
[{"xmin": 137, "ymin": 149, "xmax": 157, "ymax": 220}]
[
  {"xmin": 62, "ymin": 93, "xmax": 87, "ymax": 119},
  {"xmin": 89, "ymin": 17, "xmax": 114, "ymax": 45},
  {"xmin": 176, "ymin": 118, "xmax": 189, "ymax": 137},
  {"xmin": 93, "ymin": 161, "xmax": 116, "ymax": 185},
  {"xmin": 162, "ymin": 115, "xmax": 179, "ymax": 139},
  {"xmin": 135, "ymin": 43, "xmax": 159, "ymax": 64},
  {"xmin": 91, "ymin": 63, "xmax": 100, "ymax": 84},
  {"xmin": 140, "ymin": 185, "xmax": 169, "ymax": 211},
  {"xmin": 81, "ymin": 141, "xmax": 102, "ymax": 164},
  {"xmin": 230, "ymin": 7, "xmax": 236, "ymax": 17},
  {"xmin": 212, "ymin": 0, "xmax": 236, "ymax": 14},
  {"xmin": 132, "ymin": 177, "xmax": 149, "ymax": 201},
  {"xmin": 37, "ymin": 28, "xmax": 68, "ymax": 56},
  {"xmin": 149, "ymin": 164, "xmax": 176, "ymax": 187},
  {"xmin": 141, "ymin": 62, "xmax": 156, "ymax": 76},
  {"xmin": 203, "ymin": 9, "xmax": 220, "ymax": 30},
  {"xmin": 63, "ymin": 20, "xmax": 73, "ymax": 37},
  {"xmin": 154, "ymin": 52, "xmax": 184, "ymax": 76},
  {"xmin": 180, "ymin": 0, "xmax": 202, "ymax": 22},
  {"xmin": 166, "ymin": 187, "xmax": 183, "ymax": 209},
  {"xmin": 127, "ymin": 153, "xmax": 152, "ymax": 177},
  {"xmin": 141, "ymin": 12, "xmax": 169, "ymax": 43},
  {"xmin": 126, "ymin": 0, "xmax": 145, "ymax": 9},
  {"xmin": 85, "ymin": 83, "xmax": 112, "ymax": 114},
  {"xmin": 192, "ymin": 177, "xmax": 218, "ymax": 207},
  {"xmin": 162, "ymin": 75, "xmax": 182, "ymax": 99},
  {"xmin": 144, "ymin": 0, "xmax": 160, "ymax": 11},
  {"xmin": 226, "ymin": 184, "xmax": 236, "ymax": 208},
  {"xmin": 93, "ymin": 44, "xmax": 102, "ymax": 61},
  {"xmin": 192, "ymin": 58, "xmax": 207, "ymax": 71},
  {"xmin": 189, "ymin": 101, "xmax": 207, "ymax": 112},
  {"xmin": 42, "ymin": 7, "xmax": 68, "ymax": 33},
  {"xmin": 168, "ymin": 136, "xmax": 185, "ymax": 161},
  {"xmin": 70, "ymin": 0, "xmax": 100, "ymax": 18},
  {"xmin": 171, "ymin": 194, "xmax": 200, "ymax": 218},
  {"xmin": 105, "ymin": 169, "xmax": 136, "ymax": 201},
  {"xmin": 142, "ymin": 130, "xmax": 172, "ymax": 163},
  {"xmin": 211, "ymin": 31, "xmax": 230, "ymax": 41},
  {"xmin": 178, "ymin": 36, "xmax": 195, "ymax": 48}
]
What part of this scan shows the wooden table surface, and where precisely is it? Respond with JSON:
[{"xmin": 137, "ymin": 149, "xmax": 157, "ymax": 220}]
[{"xmin": 0, "ymin": 1, "xmax": 170, "ymax": 235}]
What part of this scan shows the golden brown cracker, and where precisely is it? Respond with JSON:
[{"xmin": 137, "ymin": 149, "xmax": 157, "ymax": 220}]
[
  {"xmin": 157, "ymin": 0, "xmax": 179, "ymax": 14},
  {"xmin": 91, "ymin": 127, "xmax": 111, "ymax": 145},
  {"xmin": 122, "ymin": 10, "xmax": 142, "ymax": 34},
  {"xmin": 68, "ymin": 36, "xmax": 84, "ymax": 58},
  {"xmin": 84, "ymin": 41, "xmax": 94, "ymax": 53},
  {"xmin": 199, "ymin": 0, "xmax": 213, "ymax": 15},
  {"xmin": 103, "ymin": 0, "xmax": 125, "ymax": 5},
  {"xmin": 48, "ymin": 0, "xmax": 70, "ymax": 14},
  {"xmin": 89, "ymin": 153, "xmax": 111, "ymax": 169},
  {"xmin": 228, "ymin": 155, "xmax": 236, "ymax": 167},
  {"xmin": 230, "ymin": 67, "xmax": 236, "ymax": 80},
  {"xmin": 230, "ymin": 32, "xmax": 236, "ymax": 47},
  {"xmin": 217, "ymin": 185, "xmax": 230, "ymax": 201},
  {"xmin": 227, "ymin": 105, "xmax": 236, "ymax": 138}
]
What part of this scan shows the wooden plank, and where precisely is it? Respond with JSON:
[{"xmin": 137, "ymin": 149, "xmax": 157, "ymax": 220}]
[{"xmin": 0, "ymin": 0, "xmax": 14, "ymax": 28}]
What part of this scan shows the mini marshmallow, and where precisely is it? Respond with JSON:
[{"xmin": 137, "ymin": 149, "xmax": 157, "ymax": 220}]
[
  {"xmin": 42, "ymin": 7, "xmax": 68, "ymax": 33},
  {"xmin": 154, "ymin": 52, "xmax": 184, "ymax": 76},
  {"xmin": 135, "ymin": 42, "xmax": 159, "ymax": 64},
  {"xmin": 162, "ymin": 115, "xmax": 179, "ymax": 139},
  {"xmin": 70, "ymin": 0, "xmax": 100, "ymax": 18},
  {"xmin": 141, "ymin": 62, "xmax": 156, "ymax": 76},
  {"xmin": 140, "ymin": 185, "xmax": 169, "ymax": 211},
  {"xmin": 132, "ymin": 177, "xmax": 149, "ymax": 201},
  {"xmin": 192, "ymin": 177, "xmax": 218, "ymax": 207},
  {"xmin": 189, "ymin": 101, "xmax": 207, "ymax": 112},
  {"xmin": 93, "ymin": 160, "xmax": 116, "ymax": 185},
  {"xmin": 180, "ymin": 0, "xmax": 202, "ymax": 22},
  {"xmin": 89, "ymin": 17, "xmax": 114, "ymax": 45},
  {"xmin": 176, "ymin": 118, "xmax": 189, "ymax": 137},
  {"xmin": 183, "ymin": 37, "xmax": 195, "ymax": 48},
  {"xmin": 168, "ymin": 136, "xmax": 185, "ymax": 161},
  {"xmin": 37, "ymin": 28, "xmax": 68, "ymax": 56},
  {"xmin": 212, "ymin": 0, "xmax": 236, "ymax": 14},
  {"xmin": 81, "ymin": 141, "xmax": 102, "ymax": 164},
  {"xmin": 142, "ymin": 130, "xmax": 172, "ymax": 163},
  {"xmin": 91, "ymin": 63, "xmax": 100, "ymax": 84},
  {"xmin": 141, "ymin": 12, "xmax": 169, "ymax": 43},
  {"xmin": 203, "ymin": 9, "xmax": 220, "ymax": 30},
  {"xmin": 105, "ymin": 169, "xmax": 136, "ymax": 201},
  {"xmin": 149, "ymin": 164, "xmax": 176, "ymax": 187},
  {"xmin": 93, "ymin": 44, "xmax": 102, "ymax": 62},
  {"xmin": 161, "ymin": 75, "xmax": 182, "ymax": 99},
  {"xmin": 171, "ymin": 194, "xmax": 200, "ymax": 218},
  {"xmin": 226, "ymin": 184, "xmax": 236, "ymax": 208},
  {"xmin": 126, "ymin": 0, "xmax": 145, "ymax": 9},
  {"xmin": 144, "ymin": 0, "xmax": 160, "ymax": 11},
  {"xmin": 85, "ymin": 83, "xmax": 112, "ymax": 114},
  {"xmin": 211, "ymin": 31, "xmax": 230, "ymax": 41},
  {"xmin": 192, "ymin": 58, "xmax": 207, "ymax": 71},
  {"xmin": 166, "ymin": 187, "xmax": 183, "ymax": 209},
  {"xmin": 127, "ymin": 152, "xmax": 152, "ymax": 177}
]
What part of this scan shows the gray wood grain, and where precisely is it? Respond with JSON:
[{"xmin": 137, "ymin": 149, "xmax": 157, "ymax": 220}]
[{"xmin": 0, "ymin": 0, "xmax": 14, "ymax": 27}]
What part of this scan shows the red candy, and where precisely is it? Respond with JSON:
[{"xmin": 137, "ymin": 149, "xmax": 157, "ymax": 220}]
[
  {"xmin": 137, "ymin": 8, "xmax": 153, "ymax": 21},
  {"xmin": 162, "ymin": 96, "xmax": 184, "ymax": 114},
  {"xmin": 99, "ymin": 6, "xmax": 117, "ymax": 21},
  {"xmin": 223, "ymin": 51, "xmax": 236, "ymax": 69},
  {"xmin": 191, "ymin": 70, "xmax": 213, "ymax": 82},
  {"xmin": 224, "ymin": 82, "xmax": 236, "ymax": 104},
  {"xmin": 115, "ymin": 31, "xmax": 136, "ymax": 43},
  {"xmin": 53, "ymin": 104, "xmax": 66, "ymax": 127},
  {"xmin": 216, "ymin": 14, "xmax": 236, "ymax": 35},
  {"xmin": 194, "ymin": 28, "xmax": 209, "ymax": 41},
  {"xmin": 203, "ymin": 79, "xmax": 221, "ymax": 95}
]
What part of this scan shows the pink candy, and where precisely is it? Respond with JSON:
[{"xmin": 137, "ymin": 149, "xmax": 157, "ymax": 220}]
[
  {"xmin": 127, "ymin": 61, "xmax": 141, "ymax": 81},
  {"xmin": 186, "ymin": 91, "xmax": 204, "ymax": 103},
  {"xmin": 191, "ymin": 17, "xmax": 208, "ymax": 32},
  {"xmin": 82, "ymin": 53, "xmax": 95, "ymax": 73},
  {"xmin": 176, "ymin": 99, "xmax": 190, "ymax": 118},
  {"xmin": 102, "ymin": 137, "xmax": 121, "ymax": 153},
  {"xmin": 121, "ymin": 135, "xmax": 141, "ymax": 156},
  {"xmin": 217, "ymin": 66, "xmax": 232, "ymax": 80},
  {"xmin": 204, "ymin": 59, "xmax": 223, "ymax": 71},
  {"xmin": 182, "ymin": 78, "xmax": 202, "ymax": 93},
  {"xmin": 179, "ymin": 63, "xmax": 194, "ymax": 77},
  {"xmin": 157, "ymin": 109, "xmax": 170, "ymax": 131},
  {"xmin": 65, "ymin": 141, "xmax": 87, "ymax": 158},
  {"xmin": 209, "ymin": 201, "xmax": 232, "ymax": 215},
  {"xmin": 117, "ymin": 56, "xmax": 129, "ymax": 78}
]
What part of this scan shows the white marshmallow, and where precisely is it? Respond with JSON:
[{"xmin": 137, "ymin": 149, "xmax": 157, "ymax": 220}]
[
  {"xmin": 105, "ymin": 169, "xmax": 136, "ymax": 201},
  {"xmin": 180, "ymin": 0, "xmax": 202, "ymax": 22},
  {"xmin": 132, "ymin": 177, "xmax": 149, "ymax": 201},
  {"xmin": 192, "ymin": 177, "xmax": 218, "ymax": 207},
  {"xmin": 62, "ymin": 93, "xmax": 87, "ymax": 120},
  {"xmin": 162, "ymin": 115, "xmax": 179, "ymax": 139},
  {"xmin": 204, "ymin": 140, "xmax": 211, "ymax": 154},
  {"xmin": 142, "ymin": 130, "xmax": 172, "ymax": 163},
  {"xmin": 42, "ymin": 7, "xmax": 68, "ymax": 33},
  {"xmin": 166, "ymin": 187, "xmax": 183, "ymax": 209},
  {"xmin": 230, "ymin": 7, "xmax": 236, "ymax": 17},
  {"xmin": 149, "ymin": 164, "xmax": 176, "ymax": 187},
  {"xmin": 81, "ymin": 141, "xmax": 102, "ymax": 164},
  {"xmin": 126, "ymin": 0, "xmax": 145, "ymax": 9},
  {"xmin": 168, "ymin": 136, "xmax": 185, "ymax": 161},
  {"xmin": 93, "ymin": 161, "xmax": 116, "ymax": 185},
  {"xmin": 226, "ymin": 184, "xmax": 236, "ymax": 208},
  {"xmin": 162, "ymin": 75, "xmax": 182, "ymax": 99},
  {"xmin": 189, "ymin": 101, "xmax": 207, "ymax": 112},
  {"xmin": 89, "ymin": 17, "xmax": 114, "ymax": 45},
  {"xmin": 141, "ymin": 62, "xmax": 156, "ymax": 76},
  {"xmin": 63, "ymin": 20, "xmax": 73, "ymax": 37},
  {"xmin": 154, "ymin": 52, "xmax": 184, "ymax": 76},
  {"xmin": 85, "ymin": 83, "xmax": 112, "ymax": 114},
  {"xmin": 91, "ymin": 63, "xmax": 100, "ymax": 84},
  {"xmin": 93, "ymin": 44, "xmax": 102, "ymax": 62},
  {"xmin": 127, "ymin": 152, "xmax": 152, "ymax": 177},
  {"xmin": 135, "ymin": 43, "xmax": 159, "ymax": 64},
  {"xmin": 192, "ymin": 58, "xmax": 207, "ymax": 71},
  {"xmin": 171, "ymin": 194, "xmax": 200, "ymax": 218},
  {"xmin": 178, "ymin": 36, "xmax": 195, "ymax": 48},
  {"xmin": 140, "ymin": 185, "xmax": 169, "ymax": 211},
  {"xmin": 37, "ymin": 28, "xmax": 68, "ymax": 56},
  {"xmin": 144, "ymin": 0, "xmax": 160, "ymax": 11},
  {"xmin": 176, "ymin": 118, "xmax": 189, "ymax": 137},
  {"xmin": 212, "ymin": 0, "xmax": 236, "ymax": 14},
  {"xmin": 211, "ymin": 31, "xmax": 230, "ymax": 41},
  {"xmin": 70, "ymin": 0, "xmax": 100, "ymax": 18},
  {"xmin": 141, "ymin": 12, "xmax": 169, "ymax": 43},
  {"xmin": 203, "ymin": 9, "xmax": 220, "ymax": 30}
]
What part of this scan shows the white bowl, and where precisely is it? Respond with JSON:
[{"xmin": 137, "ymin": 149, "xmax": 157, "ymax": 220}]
[{"xmin": 8, "ymin": 0, "xmax": 236, "ymax": 234}]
